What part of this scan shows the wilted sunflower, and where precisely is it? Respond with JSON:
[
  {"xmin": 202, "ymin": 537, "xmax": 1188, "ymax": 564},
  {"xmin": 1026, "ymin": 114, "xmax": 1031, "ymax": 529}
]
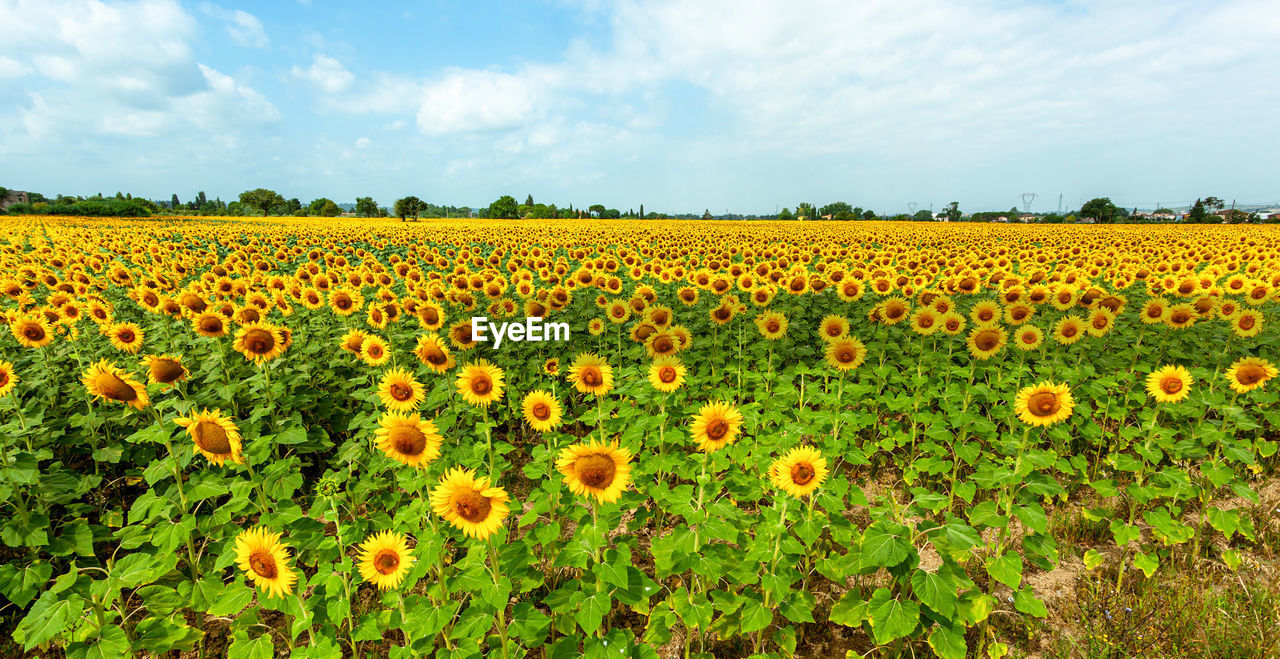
[
  {"xmin": 374, "ymin": 411, "xmax": 442, "ymax": 467},
  {"xmin": 567, "ymin": 352, "xmax": 614, "ymax": 397},
  {"xmin": 108, "ymin": 322, "xmax": 145, "ymax": 354},
  {"xmin": 429, "ymin": 467, "xmax": 510, "ymax": 540},
  {"xmin": 1146, "ymin": 365, "xmax": 1192, "ymax": 403},
  {"xmin": 82, "ymin": 359, "xmax": 149, "ymax": 409},
  {"xmin": 818, "ymin": 314, "xmax": 850, "ymax": 341},
  {"xmin": 413, "ymin": 333, "xmax": 452, "ymax": 373},
  {"xmin": 967, "ymin": 326, "xmax": 1007, "ymax": 360},
  {"xmin": 648, "ymin": 355, "xmax": 687, "ymax": 393},
  {"xmin": 1053, "ymin": 316, "xmax": 1085, "ymax": 345},
  {"xmin": 521, "ymin": 390, "xmax": 563, "ymax": 432},
  {"xmin": 377, "ymin": 368, "xmax": 425, "ymax": 411},
  {"xmin": 360, "ymin": 335, "xmax": 391, "ymax": 366},
  {"xmin": 1231, "ymin": 310, "xmax": 1263, "ymax": 338},
  {"xmin": 690, "ymin": 401, "xmax": 744, "ymax": 452},
  {"xmin": 0, "ymin": 360, "xmax": 16, "ymax": 398},
  {"xmin": 357, "ymin": 530, "xmax": 415, "ymax": 591},
  {"xmin": 142, "ymin": 354, "xmax": 188, "ymax": 387},
  {"xmin": 1014, "ymin": 382, "xmax": 1074, "ymax": 427},
  {"xmin": 556, "ymin": 440, "xmax": 633, "ymax": 504},
  {"xmin": 755, "ymin": 311, "xmax": 788, "ymax": 340},
  {"xmin": 234, "ymin": 527, "xmax": 297, "ymax": 599},
  {"xmin": 233, "ymin": 322, "xmax": 285, "ymax": 364},
  {"xmin": 174, "ymin": 408, "xmax": 243, "ymax": 465},
  {"xmin": 456, "ymin": 359, "xmax": 505, "ymax": 407},
  {"xmin": 1225, "ymin": 357, "xmax": 1277, "ymax": 394},
  {"xmin": 11, "ymin": 315, "xmax": 53, "ymax": 348},
  {"xmin": 825, "ymin": 336, "xmax": 867, "ymax": 371},
  {"xmin": 769, "ymin": 446, "xmax": 828, "ymax": 498}
]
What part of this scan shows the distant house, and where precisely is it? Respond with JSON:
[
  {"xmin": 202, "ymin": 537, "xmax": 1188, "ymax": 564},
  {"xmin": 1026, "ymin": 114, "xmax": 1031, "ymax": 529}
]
[
  {"xmin": 1017, "ymin": 214, "xmax": 1034, "ymax": 223},
  {"xmin": 1269, "ymin": 213, "xmax": 1280, "ymax": 221},
  {"xmin": 1152, "ymin": 212, "xmax": 1176, "ymax": 221},
  {"xmin": 0, "ymin": 190, "xmax": 29, "ymax": 211},
  {"xmin": 1079, "ymin": 217, "xmax": 1097, "ymax": 224},
  {"xmin": 993, "ymin": 216, "xmax": 1009, "ymax": 223}
]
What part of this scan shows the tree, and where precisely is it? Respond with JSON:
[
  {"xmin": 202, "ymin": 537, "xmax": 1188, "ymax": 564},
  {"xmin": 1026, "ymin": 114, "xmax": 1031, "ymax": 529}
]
[
  {"xmin": 239, "ymin": 188, "xmax": 285, "ymax": 215},
  {"xmin": 796, "ymin": 203, "xmax": 815, "ymax": 220},
  {"xmin": 355, "ymin": 197, "xmax": 379, "ymax": 217},
  {"xmin": 833, "ymin": 210, "xmax": 856, "ymax": 221},
  {"xmin": 701, "ymin": 209, "xmax": 713, "ymax": 221},
  {"xmin": 1187, "ymin": 199, "xmax": 1206, "ymax": 223},
  {"xmin": 487, "ymin": 195, "xmax": 519, "ymax": 219},
  {"xmin": 819, "ymin": 201, "xmax": 853, "ymax": 218},
  {"xmin": 1080, "ymin": 197, "xmax": 1121, "ymax": 223},
  {"xmin": 171, "ymin": 194, "xmax": 180, "ymax": 209},
  {"xmin": 588, "ymin": 204, "xmax": 606, "ymax": 218},
  {"xmin": 863, "ymin": 209, "xmax": 878, "ymax": 221},
  {"xmin": 777, "ymin": 207, "xmax": 794, "ymax": 221},
  {"xmin": 913, "ymin": 209, "xmax": 933, "ymax": 222},
  {"xmin": 196, "ymin": 191, "xmax": 207, "ymax": 207},
  {"xmin": 309, "ymin": 198, "xmax": 341, "ymax": 217},
  {"xmin": 1202, "ymin": 196, "xmax": 1224, "ymax": 211},
  {"xmin": 286, "ymin": 198, "xmax": 302, "ymax": 214},
  {"xmin": 524, "ymin": 194, "xmax": 534, "ymax": 207},
  {"xmin": 639, "ymin": 203, "xmax": 645, "ymax": 219},
  {"xmin": 943, "ymin": 202, "xmax": 961, "ymax": 222}
]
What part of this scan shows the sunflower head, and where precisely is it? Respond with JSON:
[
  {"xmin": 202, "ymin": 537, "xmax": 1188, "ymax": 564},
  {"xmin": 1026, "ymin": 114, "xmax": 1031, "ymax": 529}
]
[
  {"xmin": 556, "ymin": 440, "xmax": 633, "ymax": 504},
  {"xmin": 648, "ymin": 355, "xmax": 687, "ymax": 393},
  {"xmin": 967, "ymin": 326, "xmax": 1007, "ymax": 359},
  {"xmin": 455, "ymin": 359, "xmax": 505, "ymax": 407},
  {"xmin": 377, "ymin": 368, "xmax": 425, "ymax": 411},
  {"xmin": 82, "ymin": 359, "xmax": 149, "ymax": 410},
  {"xmin": 1225, "ymin": 357, "xmax": 1277, "ymax": 394},
  {"xmin": 769, "ymin": 446, "xmax": 828, "ymax": 498},
  {"xmin": 1146, "ymin": 365, "xmax": 1192, "ymax": 403},
  {"xmin": 11, "ymin": 316, "xmax": 54, "ymax": 348},
  {"xmin": 142, "ymin": 354, "xmax": 188, "ymax": 387},
  {"xmin": 234, "ymin": 527, "xmax": 297, "ymax": 599},
  {"xmin": 233, "ymin": 322, "xmax": 286, "ymax": 364},
  {"xmin": 360, "ymin": 335, "xmax": 391, "ymax": 366},
  {"xmin": 357, "ymin": 530, "xmax": 415, "ymax": 591},
  {"xmin": 0, "ymin": 360, "xmax": 17, "ymax": 398},
  {"xmin": 690, "ymin": 401, "xmax": 744, "ymax": 452},
  {"xmin": 521, "ymin": 390, "xmax": 563, "ymax": 432},
  {"xmin": 414, "ymin": 333, "xmax": 452, "ymax": 373},
  {"xmin": 567, "ymin": 352, "xmax": 614, "ymax": 396},
  {"xmin": 429, "ymin": 467, "xmax": 511, "ymax": 540},
  {"xmin": 1014, "ymin": 382, "xmax": 1075, "ymax": 427},
  {"xmin": 374, "ymin": 412, "xmax": 443, "ymax": 467},
  {"xmin": 818, "ymin": 314, "xmax": 850, "ymax": 341},
  {"xmin": 824, "ymin": 336, "xmax": 867, "ymax": 371},
  {"xmin": 175, "ymin": 408, "xmax": 244, "ymax": 465}
]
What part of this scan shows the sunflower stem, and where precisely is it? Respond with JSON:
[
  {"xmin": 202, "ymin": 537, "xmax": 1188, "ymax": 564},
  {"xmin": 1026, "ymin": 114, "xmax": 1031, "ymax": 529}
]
[
  {"xmin": 329, "ymin": 499, "xmax": 357, "ymax": 640},
  {"xmin": 486, "ymin": 538, "xmax": 512, "ymax": 658}
]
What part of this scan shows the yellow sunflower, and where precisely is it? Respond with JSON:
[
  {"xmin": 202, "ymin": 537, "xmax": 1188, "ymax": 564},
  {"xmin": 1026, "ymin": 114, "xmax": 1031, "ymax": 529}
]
[
  {"xmin": 191, "ymin": 311, "xmax": 228, "ymax": 338},
  {"xmin": 939, "ymin": 312, "xmax": 966, "ymax": 335},
  {"xmin": 768, "ymin": 446, "xmax": 828, "ymax": 498},
  {"xmin": 825, "ymin": 336, "xmax": 867, "ymax": 371},
  {"xmin": 1053, "ymin": 316, "xmax": 1085, "ymax": 345},
  {"xmin": 141, "ymin": 354, "xmax": 188, "ymax": 387},
  {"xmin": 521, "ymin": 390, "xmax": 563, "ymax": 432},
  {"xmin": 967, "ymin": 326, "xmax": 1007, "ymax": 360},
  {"xmin": 690, "ymin": 401, "xmax": 744, "ymax": 452},
  {"xmin": 340, "ymin": 329, "xmax": 368, "ymax": 354},
  {"xmin": 233, "ymin": 322, "xmax": 286, "ymax": 364},
  {"xmin": 374, "ymin": 412, "xmax": 443, "ymax": 467},
  {"xmin": 1225, "ymin": 357, "xmax": 1277, "ymax": 394},
  {"xmin": 648, "ymin": 355, "xmax": 687, "ymax": 393},
  {"xmin": 413, "ymin": 333, "xmax": 452, "ymax": 373},
  {"xmin": 234, "ymin": 527, "xmax": 297, "ymax": 599},
  {"xmin": 567, "ymin": 352, "xmax": 614, "ymax": 397},
  {"xmin": 1231, "ymin": 310, "xmax": 1263, "ymax": 338},
  {"xmin": 755, "ymin": 311, "xmax": 788, "ymax": 340},
  {"xmin": 377, "ymin": 368, "xmax": 425, "ymax": 411},
  {"xmin": 542, "ymin": 357, "xmax": 560, "ymax": 376},
  {"xmin": 455, "ymin": 359, "xmax": 505, "ymax": 407},
  {"xmin": 174, "ymin": 408, "xmax": 244, "ymax": 465},
  {"xmin": 11, "ymin": 316, "xmax": 54, "ymax": 348},
  {"xmin": 1145, "ymin": 365, "xmax": 1192, "ymax": 403},
  {"xmin": 1014, "ymin": 326, "xmax": 1043, "ymax": 351},
  {"xmin": 360, "ymin": 335, "xmax": 391, "ymax": 366},
  {"xmin": 108, "ymin": 322, "xmax": 145, "ymax": 354},
  {"xmin": 818, "ymin": 314, "xmax": 850, "ymax": 341},
  {"xmin": 0, "ymin": 360, "xmax": 16, "ymax": 398},
  {"xmin": 357, "ymin": 530, "xmax": 415, "ymax": 591},
  {"xmin": 1014, "ymin": 382, "xmax": 1074, "ymax": 427},
  {"xmin": 82, "ymin": 359, "xmax": 149, "ymax": 410},
  {"xmin": 556, "ymin": 440, "xmax": 633, "ymax": 504},
  {"xmin": 429, "ymin": 467, "xmax": 510, "ymax": 540}
]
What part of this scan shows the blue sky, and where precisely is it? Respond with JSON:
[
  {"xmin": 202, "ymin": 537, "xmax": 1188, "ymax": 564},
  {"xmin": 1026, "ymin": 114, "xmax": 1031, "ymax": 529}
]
[{"xmin": 1, "ymin": 0, "xmax": 1278, "ymax": 214}]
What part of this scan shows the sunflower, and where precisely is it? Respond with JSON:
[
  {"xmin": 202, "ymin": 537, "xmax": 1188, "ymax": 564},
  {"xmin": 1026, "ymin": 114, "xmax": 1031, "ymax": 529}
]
[
  {"xmin": 648, "ymin": 355, "xmax": 687, "ymax": 393},
  {"xmin": 1139, "ymin": 298, "xmax": 1168, "ymax": 324},
  {"xmin": 11, "ymin": 316, "xmax": 53, "ymax": 348},
  {"xmin": 1003, "ymin": 303, "xmax": 1034, "ymax": 326},
  {"xmin": 357, "ymin": 530, "xmax": 415, "ymax": 591},
  {"xmin": 329, "ymin": 288, "xmax": 362, "ymax": 316},
  {"xmin": 967, "ymin": 326, "xmax": 1007, "ymax": 360},
  {"xmin": 174, "ymin": 408, "xmax": 244, "ymax": 465},
  {"xmin": 1145, "ymin": 365, "xmax": 1192, "ymax": 403},
  {"xmin": 1084, "ymin": 309, "xmax": 1114, "ymax": 337},
  {"xmin": 567, "ymin": 352, "xmax": 614, "ymax": 397},
  {"xmin": 769, "ymin": 446, "xmax": 828, "ymax": 498},
  {"xmin": 429, "ymin": 467, "xmax": 510, "ymax": 540},
  {"xmin": 1014, "ymin": 326, "xmax": 1043, "ymax": 351},
  {"xmin": 1014, "ymin": 382, "xmax": 1074, "ymax": 427},
  {"xmin": 969, "ymin": 300, "xmax": 1001, "ymax": 326},
  {"xmin": 543, "ymin": 357, "xmax": 560, "ymax": 376},
  {"xmin": 448, "ymin": 319, "xmax": 478, "ymax": 351},
  {"xmin": 1053, "ymin": 316, "xmax": 1085, "ymax": 345},
  {"xmin": 1165, "ymin": 303, "xmax": 1197, "ymax": 329},
  {"xmin": 690, "ymin": 401, "xmax": 744, "ymax": 452},
  {"xmin": 0, "ymin": 360, "xmax": 16, "ymax": 398},
  {"xmin": 413, "ymin": 333, "xmax": 452, "ymax": 373},
  {"xmin": 192, "ymin": 311, "xmax": 228, "ymax": 338},
  {"xmin": 606, "ymin": 300, "xmax": 631, "ymax": 324},
  {"xmin": 645, "ymin": 330, "xmax": 679, "ymax": 357},
  {"xmin": 340, "ymin": 329, "xmax": 368, "ymax": 354},
  {"xmin": 1231, "ymin": 310, "xmax": 1263, "ymax": 338},
  {"xmin": 521, "ymin": 390, "xmax": 563, "ymax": 432},
  {"xmin": 377, "ymin": 368, "xmax": 425, "ymax": 411},
  {"xmin": 556, "ymin": 440, "xmax": 633, "ymax": 504},
  {"xmin": 818, "ymin": 314, "xmax": 850, "ymax": 341},
  {"xmin": 825, "ymin": 336, "xmax": 867, "ymax": 371},
  {"xmin": 360, "ymin": 335, "xmax": 391, "ymax": 366},
  {"xmin": 142, "ymin": 354, "xmax": 188, "ymax": 387},
  {"xmin": 374, "ymin": 412, "xmax": 443, "ymax": 467},
  {"xmin": 107, "ymin": 322, "xmax": 145, "ymax": 354},
  {"xmin": 1225, "ymin": 357, "xmax": 1277, "ymax": 394},
  {"xmin": 455, "ymin": 359, "xmax": 505, "ymax": 407},
  {"xmin": 909, "ymin": 309, "xmax": 939, "ymax": 335},
  {"xmin": 755, "ymin": 311, "xmax": 788, "ymax": 340},
  {"xmin": 234, "ymin": 527, "xmax": 297, "ymax": 599},
  {"xmin": 82, "ymin": 359, "xmax": 149, "ymax": 409},
  {"xmin": 233, "ymin": 322, "xmax": 285, "ymax": 364},
  {"xmin": 588, "ymin": 318, "xmax": 606, "ymax": 335},
  {"xmin": 939, "ymin": 312, "xmax": 966, "ymax": 335}
]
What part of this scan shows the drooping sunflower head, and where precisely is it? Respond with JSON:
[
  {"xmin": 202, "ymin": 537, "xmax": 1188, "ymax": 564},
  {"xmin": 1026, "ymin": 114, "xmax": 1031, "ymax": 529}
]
[
  {"xmin": 357, "ymin": 530, "xmax": 415, "ymax": 591},
  {"xmin": 1225, "ymin": 357, "xmax": 1277, "ymax": 394},
  {"xmin": 234, "ymin": 527, "xmax": 297, "ymax": 599},
  {"xmin": 175, "ymin": 408, "xmax": 244, "ymax": 465},
  {"xmin": 82, "ymin": 359, "xmax": 149, "ymax": 410},
  {"xmin": 455, "ymin": 359, "xmax": 506, "ymax": 407},
  {"xmin": 648, "ymin": 355, "xmax": 687, "ymax": 393},
  {"xmin": 690, "ymin": 401, "xmax": 744, "ymax": 452},
  {"xmin": 1146, "ymin": 365, "xmax": 1192, "ymax": 403},
  {"xmin": 1014, "ymin": 381, "xmax": 1075, "ymax": 427},
  {"xmin": 340, "ymin": 329, "xmax": 368, "ymax": 354},
  {"xmin": 769, "ymin": 446, "xmax": 828, "ymax": 498},
  {"xmin": 567, "ymin": 352, "xmax": 614, "ymax": 397},
  {"xmin": 374, "ymin": 412, "xmax": 442, "ymax": 467},
  {"xmin": 824, "ymin": 336, "xmax": 867, "ymax": 371},
  {"xmin": 520, "ymin": 390, "xmax": 563, "ymax": 432},
  {"xmin": 142, "ymin": 354, "xmax": 188, "ymax": 387},
  {"xmin": 429, "ymin": 467, "xmax": 510, "ymax": 540},
  {"xmin": 233, "ymin": 322, "xmax": 285, "ymax": 364},
  {"xmin": 377, "ymin": 368, "xmax": 425, "ymax": 411},
  {"xmin": 556, "ymin": 440, "xmax": 633, "ymax": 504},
  {"xmin": 413, "ymin": 333, "xmax": 452, "ymax": 373},
  {"xmin": 0, "ymin": 360, "xmax": 17, "ymax": 398}
]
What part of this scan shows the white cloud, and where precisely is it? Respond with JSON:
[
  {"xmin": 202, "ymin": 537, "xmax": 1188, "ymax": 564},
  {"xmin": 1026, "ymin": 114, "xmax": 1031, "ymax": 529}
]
[
  {"xmin": 416, "ymin": 67, "xmax": 560, "ymax": 134},
  {"xmin": 0, "ymin": 55, "xmax": 29, "ymax": 78},
  {"xmin": 291, "ymin": 54, "xmax": 354, "ymax": 93},
  {"xmin": 200, "ymin": 4, "xmax": 269, "ymax": 48}
]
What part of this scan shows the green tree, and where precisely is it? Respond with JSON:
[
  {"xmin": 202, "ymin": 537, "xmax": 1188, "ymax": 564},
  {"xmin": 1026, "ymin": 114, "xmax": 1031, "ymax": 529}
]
[
  {"xmin": 701, "ymin": 209, "xmax": 713, "ymax": 221},
  {"xmin": 796, "ymin": 203, "xmax": 815, "ymax": 220},
  {"xmin": 355, "ymin": 197, "xmax": 379, "ymax": 217},
  {"xmin": 395, "ymin": 196, "xmax": 426, "ymax": 220},
  {"xmin": 239, "ymin": 188, "xmax": 285, "ymax": 215},
  {"xmin": 309, "ymin": 198, "xmax": 341, "ymax": 217},
  {"xmin": 943, "ymin": 202, "xmax": 961, "ymax": 222},
  {"xmin": 833, "ymin": 210, "xmax": 856, "ymax": 221},
  {"xmin": 777, "ymin": 207, "xmax": 794, "ymax": 221},
  {"xmin": 587, "ymin": 204, "xmax": 606, "ymax": 218},
  {"xmin": 1202, "ymin": 196, "xmax": 1224, "ymax": 211},
  {"xmin": 1080, "ymin": 197, "xmax": 1122, "ymax": 223},
  {"xmin": 286, "ymin": 198, "xmax": 302, "ymax": 214},
  {"xmin": 913, "ymin": 209, "xmax": 933, "ymax": 222},
  {"xmin": 863, "ymin": 209, "xmax": 878, "ymax": 221},
  {"xmin": 487, "ymin": 195, "xmax": 519, "ymax": 219},
  {"xmin": 170, "ymin": 194, "xmax": 180, "ymax": 209},
  {"xmin": 819, "ymin": 201, "xmax": 852, "ymax": 217}
]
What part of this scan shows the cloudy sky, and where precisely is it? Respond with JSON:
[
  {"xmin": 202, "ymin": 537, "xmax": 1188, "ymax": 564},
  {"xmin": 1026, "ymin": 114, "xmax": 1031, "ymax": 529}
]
[{"xmin": 1, "ymin": 0, "xmax": 1278, "ymax": 214}]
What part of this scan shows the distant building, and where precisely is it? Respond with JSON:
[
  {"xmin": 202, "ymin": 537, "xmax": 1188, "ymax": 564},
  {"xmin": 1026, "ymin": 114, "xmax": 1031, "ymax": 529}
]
[
  {"xmin": 1079, "ymin": 217, "xmax": 1097, "ymax": 224},
  {"xmin": 1269, "ymin": 213, "xmax": 1280, "ymax": 221},
  {"xmin": 1017, "ymin": 214, "xmax": 1034, "ymax": 223},
  {"xmin": 0, "ymin": 190, "xmax": 29, "ymax": 211}
]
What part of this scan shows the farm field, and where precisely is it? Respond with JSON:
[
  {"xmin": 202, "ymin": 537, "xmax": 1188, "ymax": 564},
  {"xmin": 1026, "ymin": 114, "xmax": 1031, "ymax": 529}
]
[{"xmin": 0, "ymin": 216, "xmax": 1278, "ymax": 658}]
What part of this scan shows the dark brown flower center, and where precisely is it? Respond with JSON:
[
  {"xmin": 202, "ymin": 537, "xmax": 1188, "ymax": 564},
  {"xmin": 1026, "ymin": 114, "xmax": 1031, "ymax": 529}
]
[
  {"xmin": 706, "ymin": 419, "xmax": 729, "ymax": 440},
  {"xmin": 244, "ymin": 329, "xmax": 274, "ymax": 354},
  {"xmin": 389, "ymin": 424, "xmax": 426, "ymax": 456},
  {"xmin": 652, "ymin": 337, "xmax": 673, "ymax": 354},
  {"xmin": 98, "ymin": 372, "xmax": 137, "ymax": 402},
  {"xmin": 581, "ymin": 368, "xmax": 601, "ymax": 387},
  {"xmin": 374, "ymin": 549, "xmax": 400, "ymax": 575},
  {"xmin": 1169, "ymin": 311, "xmax": 1190, "ymax": 325},
  {"xmin": 917, "ymin": 315, "xmax": 934, "ymax": 328},
  {"xmin": 23, "ymin": 324, "xmax": 45, "ymax": 341},
  {"xmin": 575, "ymin": 454, "xmax": 616, "ymax": 489},
  {"xmin": 425, "ymin": 349, "xmax": 446, "ymax": 365},
  {"xmin": 974, "ymin": 330, "xmax": 1000, "ymax": 351},
  {"xmin": 153, "ymin": 359, "xmax": 184, "ymax": 383},
  {"xmin": 193, "ymin": 420, "xmax": 232, "ymax": 455},
  {"xmin": 532, "ymin": 402, "xmax": 551, "ymax": 420},
  {"xmin": 390, "ymin": 383, "xmax": 413, "ymax": 401},
  {"xmin": 1237, "ymin": 364, "xmax": 1266, "ymax": 385},
  {"xmin": 470, "ymin": 375, "xmax": 492, "ymax": 395},
  {"xmin": 766, "ymin": 321, "xmax": 780, "ymax": 333},
  {"xmin": 659, "ymin": 366, "xmax": 678, "ymax": 383},
  {"xmin": 249, "ymin": 551, "xmax": 278, "ymax": 579},
  {"xmin": 454, "ymin": 491, "xmax": 492, "ymax": 523},
  {"xmin": 1028, "ymin": 391, "xmax": 1060, "ymax": 417},
  {"xmin": 790, "ymin": 462, "xmax": 815, "ymax": 485},
  {"xmin": 1238, "ymin": 315, "xmax": 1255, "ymax": 330},
  {"xmin": 978, "ymin": 310, "xmax": 994, "ymax": 322},
  {"xmin": 1160, "ymin": 377, "xmax": 1183, "ymax": 394},
  {"xmin": 200, "ymin": 316, "xmax": 224, "ymax": 333},
  {"xmin": 117, "ymin": 329, "xmax": 135, "ymax": 343}
]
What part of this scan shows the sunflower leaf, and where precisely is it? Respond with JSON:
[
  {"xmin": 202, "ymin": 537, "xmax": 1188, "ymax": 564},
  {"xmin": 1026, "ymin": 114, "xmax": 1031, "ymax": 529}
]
[{"xmin": 867, "ymin": 587, "xmax": 920, "ymax": 644}]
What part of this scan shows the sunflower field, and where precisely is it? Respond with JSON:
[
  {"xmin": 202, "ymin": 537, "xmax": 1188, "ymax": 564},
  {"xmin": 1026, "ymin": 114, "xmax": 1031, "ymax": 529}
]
[{"xmin": 1, "ymin": 216, "xmax": 1278, "ymax": 658}]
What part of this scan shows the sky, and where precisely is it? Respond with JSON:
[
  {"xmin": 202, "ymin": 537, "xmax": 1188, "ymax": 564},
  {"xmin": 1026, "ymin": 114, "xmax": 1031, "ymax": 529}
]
[{"xmin": 1, "ymin": 0, "xmax": 1278, "ymax": 215}]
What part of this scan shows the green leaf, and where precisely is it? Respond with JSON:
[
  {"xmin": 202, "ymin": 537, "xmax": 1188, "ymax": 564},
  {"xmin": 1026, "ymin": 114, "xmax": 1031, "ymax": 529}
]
[
  {"xmin": 828, "ymin": 591, "xmax": 867, "ymax": 627},
  {"xmin": 509, "ymin": 601, "xmax": 551, "ymax": 647},
  {"xmin": 910, "ymin": 569, "xmax": 956, "ymax": 618},
  {"xmin": 1083, "ymin": 549, "xmax": 1105, "ymax": 570},
  {"xmin": 227, "ymin": 632, "xmax": 274, "ymax": 659},
  {"xmin": 576, "ymin": 588, "xmax": 611, "ymax": 635},
  {"xmin": 1013, "ymin": 588, "xmax": 1047, "ymax": 618},
  {"xmin": 739, "ymin": 598, "xmax": 773, "ymax": 634},
  {"xmin": 15, "ymin": 591, "xmax": 83, "ymax": 650},
  {"xmin": 985, "ymin": 552, "xmax": 1023, "ymax": 590},
  {"xmin": 928, "ymin": 623, "xmax": 968, "ymax": 659},
  {"xmin": 859, "ymin": 521, "xmax": 910, "ymax": 568},
  {"xmin": 208, "ymin": 582, "xmax": 255, "ymax": 616},
  {"xmin": 867, "ymin": 587, "xmax": 919, "ymax": 644},
  {"xmin": 1012, "ymin": 503, "xmax": 1048, "ymax": 535},
  {"xmin": 1132, "ymin": 551, "xmax": 1159, "ymax": 578},
  {"xmin": 65, "ymin": 625, "xmax": 130, "ymax": 659}
]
